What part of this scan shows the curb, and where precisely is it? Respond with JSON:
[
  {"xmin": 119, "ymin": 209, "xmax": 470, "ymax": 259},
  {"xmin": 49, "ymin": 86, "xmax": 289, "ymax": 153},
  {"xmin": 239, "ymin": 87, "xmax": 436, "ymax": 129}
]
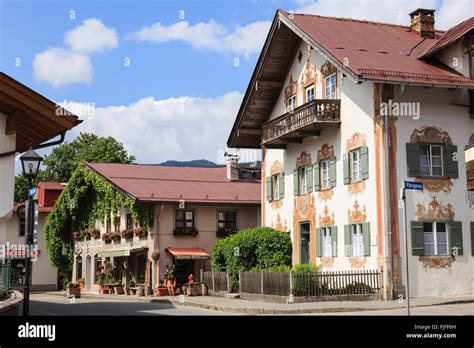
[{"xmin": 43, "ymin": 292, "xmax": 474, "ymax": 315}]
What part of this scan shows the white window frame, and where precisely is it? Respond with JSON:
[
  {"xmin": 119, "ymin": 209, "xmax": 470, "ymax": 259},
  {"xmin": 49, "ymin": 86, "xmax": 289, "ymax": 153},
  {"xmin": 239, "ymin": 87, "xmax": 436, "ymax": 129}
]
[
  {"xmin": 272, "ymin": 174, "xmax": 280, "ymax": 200},
  {"xmin": 321, "ymin": 159, "xmax": 330, "ymax": 189},
  {"xmin": 305, "ymin": 85, "xmax": 314, "ymax": 102},
  {"xmin": 350, "ymin": 149, "xmax": 361, "ymax": 182},
  {"xmin": 287, "ymin": 95, "xmax": 296, "ymax": 112},
  {"xmin": 322, "ymin": 227, "xmax": 332, "ymax": 257},
  {"xmin": 299, "ymin": 167, "xmax": 307, "ymax": 194},
  {"xmin": 419, "ymin": 144, "xmax": 444, "ymax": 178},
  {"xmin": 324, "ymin": 73, "xmax": 337, "ymax": 99},
  {"xmin": 350, "ymin": 223, "xmax": 364, "ymax": 257},
  {"xmin": 423, "ymin": 222, "xmax": 448, "ymax": 256}
]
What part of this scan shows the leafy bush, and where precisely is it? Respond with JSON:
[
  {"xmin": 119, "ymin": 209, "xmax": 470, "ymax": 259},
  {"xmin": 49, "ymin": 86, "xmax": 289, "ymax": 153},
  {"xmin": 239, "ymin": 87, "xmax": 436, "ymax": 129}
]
[
  {"xmin": 292, "ymin": 263, "xmax": 321, "ymax": 273},
  {"xmin": 211, "ymin": 227, "xmax": 292, "ymax": 288}
]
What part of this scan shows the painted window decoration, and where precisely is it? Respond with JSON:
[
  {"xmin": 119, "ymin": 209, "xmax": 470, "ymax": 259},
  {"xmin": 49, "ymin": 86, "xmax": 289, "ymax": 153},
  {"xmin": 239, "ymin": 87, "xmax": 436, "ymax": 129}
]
[
  {"xmin": 322, "ymin": 227, "xmax": 332, "ymax": 257},
  {"xmin": 316, "ymin": 225, "xmax": 338, "ymax": 257},
  {"xmin": 287, "ymin": 95, "xmax": 296, "ymax": 112},
  {"xmin": 314, "ymin": 157, "xmax": 336, "ymax": 191},
  {"xmin": 218, "ymin": 211, "xmax": 237, "ymax": 229},
  {"xmin": 423, "ymin": 222, "xmax": 447, "ymax": 256},
  {"xmin": 324, "ymin": 73, "xmax": 336, "ymax": 99},
  {"xmin": 406, "ymin": 141, "xmax": 458, "ymax": 179},
  {"xmin": 344, "ymin": 222, "xmax": 370, "ymax": 257},
  {"xmin": 272, "ymin": 174, "xmax": 280, "ymax": 200},
  {"xmin": 265, "ymin": 172, "xmax": 285, "ymax": 201},
  {"xmin": 175, "ymin": 210, "xmax": 194, "ymax": 228},
  {"xmin": 411, "ymin": 221, "xmax": 463, "ymax": 256},
  {"xmin": 305, "ymin": 85, "xmax": 314, "ymax": 102},
  {"xmin": 344, "ymin": 147, "xmax": 369, "ymax": 184},
  {"xmin": 419, "ymin": 144, "xmax": 443, "ymax": 177}
]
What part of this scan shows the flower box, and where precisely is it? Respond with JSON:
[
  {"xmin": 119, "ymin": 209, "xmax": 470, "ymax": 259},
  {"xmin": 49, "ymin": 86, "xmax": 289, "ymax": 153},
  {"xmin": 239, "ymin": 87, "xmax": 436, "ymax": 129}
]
[
  {"xmin": 72, "ymin": 231, "xmax": 83, "ymax": 241},
  {"xmin": 155, "ymin": 287, "xmax": 168, "ymax": 296},
  {"xmin": 102, "ymin": 233, "xmax": 112, "ymax": 242},
  {"xmin": 173, "ymin": 226, "xmax": 199, "ymax": 237},
  {"xmin": 216, "ymin": 227, "xmax": 237, "ymax": 238},
  {"xmin": 133, "ymin": 227, "xmax": 148, "ymax": 238},
  {"xmin": 121, "ymin": 229, "xmax": 133, "ymax": 239},
  {"xmin": 110, "ymin": 232, "xmax": 121, "ymax": 241},
  {"xmin": 67, "ymin": 287, "xmax": 81, "ymax": 298},
  {"xmin": 91, "ymin": 229, "xmax": 100, "ymax": 239}
]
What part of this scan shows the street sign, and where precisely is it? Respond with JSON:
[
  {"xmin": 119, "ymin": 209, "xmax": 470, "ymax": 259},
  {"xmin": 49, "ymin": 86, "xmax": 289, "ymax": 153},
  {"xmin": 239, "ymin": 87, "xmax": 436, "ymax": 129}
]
[
  {"xmin": 28, "ymin": 187, "xmax": 36, "ymax": 199},
  {"xmin": 404, "ymin": 181, "xmax": 423, "ymax": 191}
]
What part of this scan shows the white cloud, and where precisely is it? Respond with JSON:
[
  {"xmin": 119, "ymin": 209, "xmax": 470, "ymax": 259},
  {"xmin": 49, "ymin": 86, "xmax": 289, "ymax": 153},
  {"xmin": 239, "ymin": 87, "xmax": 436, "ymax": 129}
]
[
  {"xmin": 33, "ymin": 18, "xmax": 117, "ymax": 87},
  {"xmin": 436, "ymin": 0, "xmax": 473, "ymax": 30},
  {"xmin": 127, "ymin": 20, "xmax": 271, "ymax": 57},
  {"xmin": 64, "ymin": 18, "xmax": 119, "ymax": 53},
  {"xmin": 32, "ymin": 48, "xmax": 92, "ymax": 87},
  {"xmin": 71, "ymin": 92, "xmax": 260, "ymax": 163}
]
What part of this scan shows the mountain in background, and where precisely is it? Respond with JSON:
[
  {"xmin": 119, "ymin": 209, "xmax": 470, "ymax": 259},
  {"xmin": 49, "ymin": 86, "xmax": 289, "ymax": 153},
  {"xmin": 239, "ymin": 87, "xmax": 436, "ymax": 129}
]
[{"xmin": 160, "ymin": 159, "xmax": 218, "ymax": 167}]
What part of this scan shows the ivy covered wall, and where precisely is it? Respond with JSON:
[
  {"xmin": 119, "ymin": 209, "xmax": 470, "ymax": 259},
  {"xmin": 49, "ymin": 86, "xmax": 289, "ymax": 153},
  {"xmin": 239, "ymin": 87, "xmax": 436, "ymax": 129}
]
[{"xmin": 44, "ymin": 163, "xmax": 154, "ymax": 281}]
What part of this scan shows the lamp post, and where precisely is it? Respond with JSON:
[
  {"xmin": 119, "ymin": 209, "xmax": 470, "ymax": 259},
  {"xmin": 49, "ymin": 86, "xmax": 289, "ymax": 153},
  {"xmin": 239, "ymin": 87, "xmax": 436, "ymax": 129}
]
[{"xmin": 20, "ymin": 148, "xmax": 43, "ymax": 316}]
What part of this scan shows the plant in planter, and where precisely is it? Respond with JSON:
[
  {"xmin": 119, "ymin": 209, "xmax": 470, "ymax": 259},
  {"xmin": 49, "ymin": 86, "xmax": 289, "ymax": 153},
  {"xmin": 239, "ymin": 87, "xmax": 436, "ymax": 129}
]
[
  {"xmin": 133, "ymin": 227, "xmax": 148, "ymax": 238},
  {"xmin": 110, "ymin": 232, "xmax": 121, "ymax": 242},
  {"xmin": 115, "ymin": 279, "xmax": 125, "ymax": 295},
  {"xmin": 102, "ymin": 232, "xmax": 112, "ymax": 243},
  {"xmin": 97, "ymin": 272, "xmax": 107, "ymax": 294},
  {"xmin": 173, "ymin": 226, "xmax": 199, "ymax": 237},
  {"xmin": 66, "ymin": 281, "xmax": 81, "ymax": 298},
  {"xmin": 77, "ymin": 278, "xmax": 85, "ymax": 292},
  {"xmin": 82, "ymin": 230, "xmax": 92, "ymax": 240},
  {"xmin": 90, "ymin": 228, "xmax": 100, "ymax": 239},
  {"xmin": 155, "ymin": 282, "xmax": 168, "ymax": 296},
  {"xmin": 72, "ymin": 231, "xmax": 83, "ymax": 241},
  {"xmin": 121, "ymin": 229, "xmax": 133, "ymax": 239}
]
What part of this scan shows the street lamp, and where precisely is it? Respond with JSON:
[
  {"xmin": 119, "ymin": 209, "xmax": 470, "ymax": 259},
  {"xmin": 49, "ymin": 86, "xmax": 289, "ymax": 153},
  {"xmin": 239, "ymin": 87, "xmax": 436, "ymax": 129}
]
[{"xmin": 20, "ymin": 148, "xmax": 43, "ymax": 316}]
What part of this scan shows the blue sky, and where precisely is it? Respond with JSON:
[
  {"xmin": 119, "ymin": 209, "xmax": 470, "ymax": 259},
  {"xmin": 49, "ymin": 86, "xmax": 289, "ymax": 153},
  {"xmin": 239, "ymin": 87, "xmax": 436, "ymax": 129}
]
[{"xmin": 0, "ymin": 0, "xmax": 470, "ymax": 165}]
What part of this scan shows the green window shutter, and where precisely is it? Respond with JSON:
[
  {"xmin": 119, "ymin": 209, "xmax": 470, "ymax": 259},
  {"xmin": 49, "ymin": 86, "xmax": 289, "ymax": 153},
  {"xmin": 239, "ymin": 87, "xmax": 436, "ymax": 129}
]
[
  {"xmin": 471, "ymin": 222, "xmax": 474, "ymax": 256},
  {"xmin": 279, "ymin": 172, "xmax": 285, "ymax": 199},
  {"xmin": 444, "ymin": 144, "xmax": 459, "ymax": 179},
  {"xmin": 411, "ymin": 221, "xmax": 424, "ymax": 256},
  {"xmin": 362, "ymin": 222, "xmax": 371, "ymax": 256},
  {"xmin": 448, "ymin": 221, "xmax": 463, "ymax": 256},
  {"xmin": 360, "ymin": 146, "xmax": 369, "ymax": 180},
  {"xmin": 406, "ymin": 143, "xmax": 421, "ymax": 177},
  {"xmin": 343, "ymin": 153, "xmax": 350, "ymax": 184},
  {"xmin": 344, "ymin": 224, "xmax": 351, "ymax": 256},
  {"xmin": 329, "ymin": 156, "xmax": 337, "ymax": 188},
  {"xmin": 313, "ymin": 162, "xmax": 320, "ymax": 191},
  {"xmin": 316, "ymin": 227, "xmax": 322, "ymax": 257},
  {"xmin": 293, "ymin": 169, "xmax": 299, "ymax": 196},
  {"xmin": 331, "ymin": 226, "xmax": 338, "ymax": 257},
  {"xmin": 306, "ymin": 165, "xmax": 313, "ymax": 192},
  {"xmin": 265, "ymin": 176, "xmax": 273, "ymax": 202}
]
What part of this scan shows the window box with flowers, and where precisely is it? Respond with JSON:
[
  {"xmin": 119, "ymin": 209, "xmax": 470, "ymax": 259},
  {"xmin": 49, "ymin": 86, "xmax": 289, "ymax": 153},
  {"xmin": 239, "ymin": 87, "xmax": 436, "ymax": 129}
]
[
  {"xmin": 173, "ymin": 226, "xmax": 199, "ymax": 237},
  {"xmin": 110, "ymin": 232, "xmax": 121, "ymax": 242},
  {"xmin": 102, "ymin": 232, "xmax": 112, "ymax": 243},
  {"xmin": 82, "ymin": 230, "xmax": 92, "ymax": 240},
  {"xmin": 121, "ymin": 229, "xmax": 134, "ymax": 239},
  {"xmin": 133, "ymin": 227, "xmax": 148, "ymax": 238},
  {"xmin": 90, "ymin": 228, "xmax": 100, "ymax": 239},
  {"xmin": 216, "ymin": 226, "xmax": 237, "ymax": 238},
  {"xmin": 72, "ymin": 231, "xmax": 83, "ymax": 241}
]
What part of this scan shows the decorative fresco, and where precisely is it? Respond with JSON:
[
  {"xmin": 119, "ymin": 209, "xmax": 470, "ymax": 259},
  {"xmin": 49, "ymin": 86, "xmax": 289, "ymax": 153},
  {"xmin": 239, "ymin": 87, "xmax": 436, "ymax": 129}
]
[
  {"xmin": 292, "ymin": 194, "xmax": 317, "ymax": 264},
  {"xmin": 419, "ymin": 256, "xmax": 454, "ymax": 269},
  {"xmin": 296, "ymin": 150, "xmax": 312, "ymax": 168},
  {"xmin": 346, "ymin": 132, "xmax": 367, "ymax": 195},
  {"xmin": 347, "ymin": 200, "xmax": 367, "ymax": 223},
  {"xmin": 300, "ymin": 61, "xmax": 317, "ymax": 89},
  {"xmin": 410, "ymin": 125, "xmax": 453, "ymax": 144},
  {"xmin": 415, "ymin": 196, "xmax": 455, "ymax": 221},
  {"xmin": 318, "ymin": 205, "xmax": 335, "ymax": 227},
  {"xmin": 321, "ymin": 61, "xmax": 337, "ymax": 77},
  {"xmin": 349, "ymin": 257, "xmax": 366, "ymax": 269},
  {"xmin": 272, "ymin": 213, "xmax": 288, "ymax": 233},
  {"xmin": 270, "ymin": 160, "xmax": 284, "ymax": 210}
]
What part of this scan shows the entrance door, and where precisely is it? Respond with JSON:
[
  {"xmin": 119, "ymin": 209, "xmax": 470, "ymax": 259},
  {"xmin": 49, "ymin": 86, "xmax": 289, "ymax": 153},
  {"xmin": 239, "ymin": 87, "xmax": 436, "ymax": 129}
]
[
  {"xmin": 299, "ymin": 222, "xmax": 310, "ymax": 264},
  {"xmin": 85, "ymin": 255, "xmax": 92, "ymax": 291},
  {"xmin": 174, "ymin": 259, "xmax": 195, "ymax": 285}
]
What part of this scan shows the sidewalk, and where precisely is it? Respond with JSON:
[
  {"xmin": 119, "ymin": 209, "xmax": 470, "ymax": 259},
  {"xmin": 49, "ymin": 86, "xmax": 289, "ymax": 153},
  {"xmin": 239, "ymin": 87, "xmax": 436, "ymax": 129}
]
[{"xmin": 45, "ymin": 291, "xmax": 474, "ymax": 315}]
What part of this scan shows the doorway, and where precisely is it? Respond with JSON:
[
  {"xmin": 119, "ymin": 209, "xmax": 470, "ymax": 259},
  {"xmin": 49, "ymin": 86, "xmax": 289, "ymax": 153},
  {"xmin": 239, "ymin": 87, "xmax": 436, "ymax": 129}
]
[
  {"xmin": 299, "ymin": 222, "xmax": 310, "ymax": 264},
  {"xmin": 85, "ymin": 255, "xmax": 92, "ymax": 291},
  {"xmin": 173, "ymin": 259, "xmax": 194, "ymax": 285}
]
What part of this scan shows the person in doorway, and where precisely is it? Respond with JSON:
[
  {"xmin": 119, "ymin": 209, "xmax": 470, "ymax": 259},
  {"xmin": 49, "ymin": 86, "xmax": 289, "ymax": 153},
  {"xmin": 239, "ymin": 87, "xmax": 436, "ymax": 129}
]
[{"xmin": 163, "ymin": 265, "xmax": 176, "ymax": 296}]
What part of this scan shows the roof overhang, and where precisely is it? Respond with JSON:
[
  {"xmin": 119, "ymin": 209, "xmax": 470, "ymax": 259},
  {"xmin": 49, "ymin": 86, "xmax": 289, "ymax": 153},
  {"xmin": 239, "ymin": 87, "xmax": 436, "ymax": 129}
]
[{"xmin": 0, "ymin": 72, "xmax": 82, "ymax": 154}]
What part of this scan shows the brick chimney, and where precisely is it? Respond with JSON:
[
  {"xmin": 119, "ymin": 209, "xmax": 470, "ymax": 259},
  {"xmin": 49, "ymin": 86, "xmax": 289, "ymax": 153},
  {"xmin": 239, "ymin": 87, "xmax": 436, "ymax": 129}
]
[{"xmin": 409, "ymin": 8, "xmax": 435, "ymax": 38}]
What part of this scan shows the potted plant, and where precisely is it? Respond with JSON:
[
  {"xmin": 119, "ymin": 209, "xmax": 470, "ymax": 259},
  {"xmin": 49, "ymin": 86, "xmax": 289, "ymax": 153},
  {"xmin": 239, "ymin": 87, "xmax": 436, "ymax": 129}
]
[
  {"xmin": 91, "ymin": 228, "xmax": 100, "ymax": 239},
  {"xmin": 111, "ymin": 232, "xmax": 121, "ymax": 242},
  {"xmin": 133, "ymin": 227, "xmax": 148, "ymax": 238},
  {"xmin": 115, "ymin": 279, "xmax": 125, "ymax": 295},
  {"xmin": 121, "ymin": 229, "xmax": 133, "ymax": 239},
  {"xmin": 155, "ymin": 282, "xmax": 168, "ymax": 296},
  {"xmin": 128, "ymin": 279, "xmax": 137, "ymax": 296},
  {"xmin": 173, "ymin": 226, "xmax": 199, "ymax": 237},
  {"xmin": 82, "ymin": 230, "xmax": 92, "ymax": 240},
  {"xmin": 102, "ymin": 232, "xmax": 112, "ymax": 243},
  {"xmin": 72, "ymin": 231, "xmax": 83, "ymax": 241},
  {"xmin": 97, "ymin": 272, "xmax": 107, "ymax": 294},
  {"xmin": 66, "ymin": 281, "xmax": 81, "ymax": 298}
]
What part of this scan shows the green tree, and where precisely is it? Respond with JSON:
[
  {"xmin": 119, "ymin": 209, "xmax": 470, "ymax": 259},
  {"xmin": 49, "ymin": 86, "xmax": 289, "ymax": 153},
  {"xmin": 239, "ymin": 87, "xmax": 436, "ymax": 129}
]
[{"xmin": 14, "ymin": 133, "xmax": 135, "ymax": 202}]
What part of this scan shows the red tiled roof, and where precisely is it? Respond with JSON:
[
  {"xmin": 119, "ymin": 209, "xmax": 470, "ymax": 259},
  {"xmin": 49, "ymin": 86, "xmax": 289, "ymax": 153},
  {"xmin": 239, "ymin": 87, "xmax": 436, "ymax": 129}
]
[
  {"xmin": 37, "ymin": 182, "xmax": 65, "ymax": 190},
  {"xmin": 280, "ymin": 10, "xmax": 474, "ymax": 87},
  {"xmin": 419, "ymin": 17, "xmax": 474, "ymax": 58},
  {"xmin": 85, "ymin": 162, "xmax": 261, "ymax": 204}
]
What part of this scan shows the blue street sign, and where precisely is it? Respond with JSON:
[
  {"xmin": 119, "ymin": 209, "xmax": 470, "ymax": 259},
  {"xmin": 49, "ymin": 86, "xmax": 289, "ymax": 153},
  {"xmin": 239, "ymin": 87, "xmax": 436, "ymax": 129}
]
[
  {"xmin": 404, "ymin": 181, "xmax": 423, "ymax": 191},
  {"xmin": 28, "ymin": 187, "xmax": 36, "ymax": 198}
]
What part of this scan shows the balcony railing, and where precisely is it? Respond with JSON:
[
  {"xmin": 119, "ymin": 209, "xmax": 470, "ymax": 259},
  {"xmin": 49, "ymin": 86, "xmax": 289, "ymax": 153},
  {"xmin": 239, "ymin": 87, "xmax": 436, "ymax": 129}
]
[{"xmin": 262, "ymin": 99, "xmax": 341, "ymax": 146}]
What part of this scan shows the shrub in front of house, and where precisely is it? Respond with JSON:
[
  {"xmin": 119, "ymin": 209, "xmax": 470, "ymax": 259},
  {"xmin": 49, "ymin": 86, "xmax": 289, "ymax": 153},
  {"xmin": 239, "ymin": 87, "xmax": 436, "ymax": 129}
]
[{"xmin": 211, "ymin": 227, "xmax": 292, "ymax": 289}]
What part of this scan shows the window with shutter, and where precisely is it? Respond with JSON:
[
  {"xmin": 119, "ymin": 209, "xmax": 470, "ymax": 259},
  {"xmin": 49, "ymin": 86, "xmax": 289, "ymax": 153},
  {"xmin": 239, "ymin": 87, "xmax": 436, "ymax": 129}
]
[
  {"xmin": 320, "ymin": 159, "xmax": 330, "ymax": 189},
  {"xmin": 272, "ymin": 174, "xmax": 280, "ymax": 201},
  {"xmin": 329, "ymin": 156, "xmax": 337, "ymax": 188},
  {"xmin": 362, "ymin": 222, "xmax": 370, "ymax": 256},
  {"xmin": 406, "ymin": 143, "xmax": 421, "ymax": 177},
  {"xmin": 444, "ymin": 144, "xmax": 459, "ymax": 179},
  {"xmin": 343, "ymin": 153, "xmax": 350, "ymax": 185},
  {"xmin": 350, "ymin": 223, "xmax": 364, "ymax": 257},
  {"xmin": 423, "ymin": 222, "xmax": 448, "ymax": 256},
  {"xmin": 279, "ymin": 172, "xmax": 285, "ymax": 199},
  {"xmin": 265, "ymin": 176, "xmax": 273, "ymax": 202},
  {"xmin": 344, "ymin": 224, "xmax": 351, "ymax": 256},
  {"xmin": 313, "ymin": 162, "xmax": 320, "ymax": 191},
  {"xmin": 331, "ymin": 226, "xmax": 338, "ymax": 257},
  {"xmin": 316, "ymin": 227, "xmax": 322, "ymax": 257},
  {"xmin": 360, "ymin": 146, "xmax": 369, "ymax": 180},
  {"xmin": 306, "ymin": 165, "xmax": 313, "ymax": 192},
  {"xmin": 448, "ymin": 221, "xmax": 463, "ymax": 256},
  {"xmin": 293, "ymin": 169, "xmax": 299, "ymax": 196},
  {"xmin": 322, "ymin": 227, "xmax": 332, "ymax": 257},
  {"xmin": 411, "ymin": 221, "xmax": 424, "ymax": 255}
]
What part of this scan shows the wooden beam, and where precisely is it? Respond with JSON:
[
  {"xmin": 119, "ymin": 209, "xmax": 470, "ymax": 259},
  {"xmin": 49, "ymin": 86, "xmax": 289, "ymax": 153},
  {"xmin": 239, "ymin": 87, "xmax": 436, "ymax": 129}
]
[
  {"xmin": 256, "ymin": 79, "xmax": 283, "ymax": 89},
  {"xmin": 280, "ymin": 137, "xmax": 303, "ymax": 143},
  {"xmin": 237, "ymin": 128, "xmax": 262, "ymax": 136},
  {"xmin": 264, "ymin": 144, "xmax": 287, "ymax": 149}
]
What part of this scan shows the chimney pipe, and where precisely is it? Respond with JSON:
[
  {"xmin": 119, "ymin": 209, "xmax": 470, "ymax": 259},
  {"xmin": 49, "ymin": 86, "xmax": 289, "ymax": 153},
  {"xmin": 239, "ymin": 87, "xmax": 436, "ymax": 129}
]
[{"xmin": 409, "ymin": 8, "xmax": 435, "ymax": 38}]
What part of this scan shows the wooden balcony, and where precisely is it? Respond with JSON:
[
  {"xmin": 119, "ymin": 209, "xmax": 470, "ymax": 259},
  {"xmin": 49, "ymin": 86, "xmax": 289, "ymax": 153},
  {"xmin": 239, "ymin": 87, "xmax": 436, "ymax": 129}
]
[{"xmin": 262, "ymin": 99, "xmax": 341, "ymax": 148}]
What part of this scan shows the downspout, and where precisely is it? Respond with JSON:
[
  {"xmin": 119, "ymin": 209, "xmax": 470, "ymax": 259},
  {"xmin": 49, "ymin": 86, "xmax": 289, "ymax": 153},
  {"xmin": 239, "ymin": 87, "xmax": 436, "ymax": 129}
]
[{"xmin": 384, "ymin": 84, "xmax": 405, "ymax": 299}]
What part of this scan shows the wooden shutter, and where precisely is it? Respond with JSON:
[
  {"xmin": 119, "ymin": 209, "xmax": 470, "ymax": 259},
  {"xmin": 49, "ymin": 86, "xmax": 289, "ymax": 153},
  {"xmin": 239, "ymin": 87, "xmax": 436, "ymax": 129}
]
[
  {"xmin": 344, "ymin": 224, "xmax": 351, "ymax": 256},
  {"xmin": 316, "ymin": 227, "xmax": 322, "ymax": 257},
  {"xmin": 411, "ymin": 221, "xmax": 424, "ymax": 256},
  {"xmin": 406, "ymin": 143, "xmax": 421, "ymax": 177},
  {"xmin": 362, "ymin": 222, "xmax": 371, "ymax": 256},
  {"xmin": 343, "ymin": 153, "xmax": 350, "ymax": 184},
  {"xmin": 331, "ymin": 225, "xmax": 338, "ymax": 257},
  {"xmin": 265, "ymin": 176, "xmax": 273, "ymax": 202},
  {"xmin": 306, "ymin": 165, "xmax": 313, "ymax": 192},
  {"xmin": 448, "ymin": 221, "xmax": 463, "ymax": 256},
  {"xmin": 360, "ymin": 146, "xmax": 369, "ymax": 180},
  {"xmin": 444, "ymin": 144, "xmax": 459, "ymax": 179},
  {"xmin": 313, "ymin": 162, "xmax": 320, "ymax": 191},
  {"xmin": 279, "ymin": 172, "xmax": 285, "ymax": 199},
  {"xmin": 293, "ymin": 169, "xmax": 299, "ymax": 196},
  {"xmin": 471, "ymin": 222, "xmax": 474, "ymax": 256},
  {"xmin": 329, "ymin": 156, "xmax": 337, "ymax": 188}
]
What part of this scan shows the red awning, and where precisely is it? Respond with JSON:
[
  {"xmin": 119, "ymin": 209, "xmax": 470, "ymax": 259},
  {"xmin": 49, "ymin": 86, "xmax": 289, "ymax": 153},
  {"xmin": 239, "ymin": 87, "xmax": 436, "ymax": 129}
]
[{"xmin": 166, "ymin": 247, "xmax": 210, "ymax": 260}]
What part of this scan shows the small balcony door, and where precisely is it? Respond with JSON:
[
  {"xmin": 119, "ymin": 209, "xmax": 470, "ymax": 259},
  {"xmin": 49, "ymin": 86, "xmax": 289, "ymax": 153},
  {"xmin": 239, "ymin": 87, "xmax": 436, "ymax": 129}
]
[{"xmin": 299, "ymin": 222, "xmax": 310, "ymax": 264}]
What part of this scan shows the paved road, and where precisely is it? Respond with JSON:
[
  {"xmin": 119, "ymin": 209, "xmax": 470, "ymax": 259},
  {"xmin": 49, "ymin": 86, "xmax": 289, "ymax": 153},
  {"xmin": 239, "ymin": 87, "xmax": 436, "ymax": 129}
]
[
  {"xmin": 30, "ymin": 294, "xmax": 231, "ymax": 316},
  {"xmin": 310, "ymin": 303, "xmax": 474, "ymax": 316}
]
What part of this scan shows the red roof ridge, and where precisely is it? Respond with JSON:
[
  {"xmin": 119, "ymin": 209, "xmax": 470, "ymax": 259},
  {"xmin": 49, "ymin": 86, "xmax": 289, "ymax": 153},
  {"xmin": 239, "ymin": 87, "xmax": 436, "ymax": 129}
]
[
  {"xmin": 281, "ymin": 9, "xmax": 445, "ymax": 32},
  {"xmin": 107, "ymin": 175, "xmax": 259, "ymax": 184}
]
